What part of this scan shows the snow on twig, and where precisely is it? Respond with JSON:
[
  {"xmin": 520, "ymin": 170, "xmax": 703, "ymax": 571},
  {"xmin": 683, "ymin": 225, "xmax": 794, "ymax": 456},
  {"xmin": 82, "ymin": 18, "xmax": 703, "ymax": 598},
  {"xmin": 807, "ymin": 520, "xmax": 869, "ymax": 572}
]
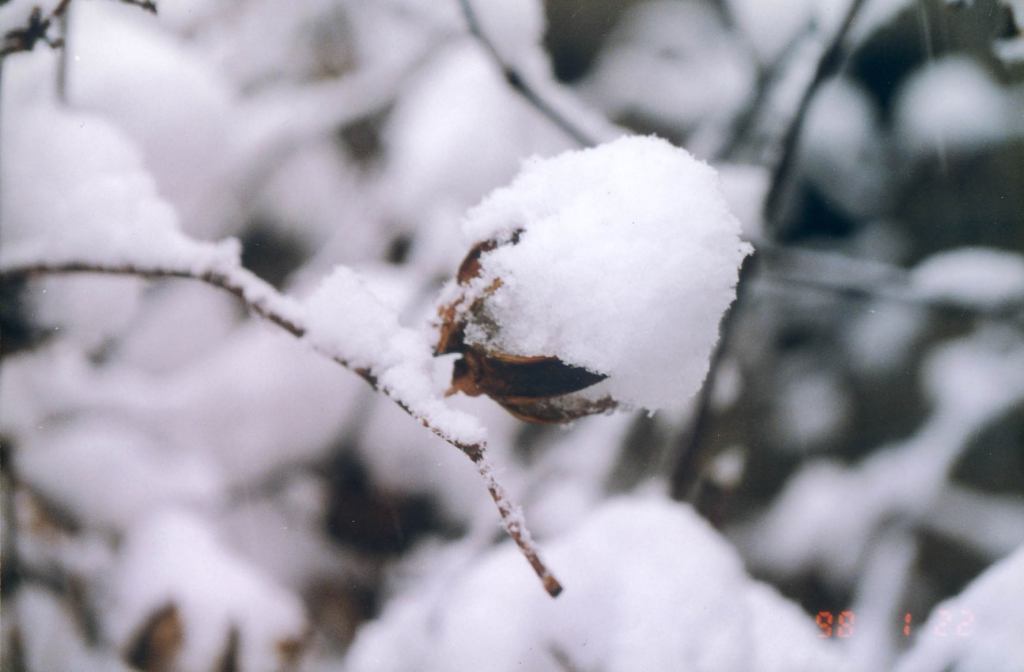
[
  {"xmin": 0, "ymin": 256, "xmax": 564, "ymax": 597},
  {"xmin": 755, "ymin": 242, "xmax": 1024, "ymax": 324}
]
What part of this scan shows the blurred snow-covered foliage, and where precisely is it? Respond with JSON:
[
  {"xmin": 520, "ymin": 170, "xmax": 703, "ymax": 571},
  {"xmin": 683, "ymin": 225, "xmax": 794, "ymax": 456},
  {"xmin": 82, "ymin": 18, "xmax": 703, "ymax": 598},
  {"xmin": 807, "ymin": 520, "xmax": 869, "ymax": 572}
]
[{"xmin": 2, "ymin": 0, "xmax": 1023, "ymax": 671}]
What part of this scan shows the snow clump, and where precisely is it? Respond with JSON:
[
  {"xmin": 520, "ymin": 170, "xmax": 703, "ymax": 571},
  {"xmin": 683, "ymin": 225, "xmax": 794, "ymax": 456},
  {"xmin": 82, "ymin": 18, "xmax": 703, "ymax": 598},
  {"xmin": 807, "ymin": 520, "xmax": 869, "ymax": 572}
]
[{"xmin": 453, "ymin": 135, "xmax": 751, "ymax": 413}]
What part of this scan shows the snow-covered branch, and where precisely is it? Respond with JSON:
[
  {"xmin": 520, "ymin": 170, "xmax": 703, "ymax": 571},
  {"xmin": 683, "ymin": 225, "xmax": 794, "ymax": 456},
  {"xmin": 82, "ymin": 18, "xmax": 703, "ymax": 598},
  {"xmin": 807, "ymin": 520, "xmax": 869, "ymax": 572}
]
[
  {"xmin": 0, "ymin": 258, "xmax": 564, "ymax": 597},
  {"xmin": 4, "ymin": 1, "xmax": 1022, "ymax": 667}
]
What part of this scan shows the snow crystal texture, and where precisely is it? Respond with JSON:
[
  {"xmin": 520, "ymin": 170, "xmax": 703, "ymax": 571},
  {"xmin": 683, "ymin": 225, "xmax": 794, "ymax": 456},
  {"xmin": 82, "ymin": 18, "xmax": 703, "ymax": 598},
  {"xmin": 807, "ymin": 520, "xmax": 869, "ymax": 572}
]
[
  {"xmin": 346, "ymin": 497, "xmax": 848, "ymax": 672},
  {"xmin": 459, "ymin": 136, "xmax": 751, "ymax": 411}
]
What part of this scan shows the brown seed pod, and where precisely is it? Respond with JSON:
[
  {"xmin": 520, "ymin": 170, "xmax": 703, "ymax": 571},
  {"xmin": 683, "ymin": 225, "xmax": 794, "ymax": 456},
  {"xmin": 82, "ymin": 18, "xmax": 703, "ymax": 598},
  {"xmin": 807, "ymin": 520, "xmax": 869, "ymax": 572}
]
[{"xmin": 436, "ymin": 232, "xmax": 615, "ymax": 423}]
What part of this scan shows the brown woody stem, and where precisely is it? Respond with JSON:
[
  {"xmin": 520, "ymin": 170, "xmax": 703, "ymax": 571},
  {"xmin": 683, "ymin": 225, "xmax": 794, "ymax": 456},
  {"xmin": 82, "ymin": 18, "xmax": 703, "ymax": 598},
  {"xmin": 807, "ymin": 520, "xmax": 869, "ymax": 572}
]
[{"xmin": 0, "ymin": 260, "xmax": 563, "ymax": 597}]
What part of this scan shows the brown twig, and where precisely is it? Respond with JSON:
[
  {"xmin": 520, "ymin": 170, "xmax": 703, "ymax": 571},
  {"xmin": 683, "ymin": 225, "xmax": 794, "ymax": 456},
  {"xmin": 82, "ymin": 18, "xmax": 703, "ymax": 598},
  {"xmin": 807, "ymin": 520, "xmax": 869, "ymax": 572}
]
[
  {"xmin": 1, "ymin": 6, "xmax": 62, "ymax": 56},
  {"xmin": 455, "ymin": 0, "xmax": 596, "ymax": 148},
  {"xmin": 1, "ymin": 0, "xmax": 154, "ymax": 58},
  {"xmin": 0, "ymin": 260, "xmax": 562, "ymax": 597},
  {"xmin": 119, "ymin": 0, "xmax": 157, "ymax": 13}
]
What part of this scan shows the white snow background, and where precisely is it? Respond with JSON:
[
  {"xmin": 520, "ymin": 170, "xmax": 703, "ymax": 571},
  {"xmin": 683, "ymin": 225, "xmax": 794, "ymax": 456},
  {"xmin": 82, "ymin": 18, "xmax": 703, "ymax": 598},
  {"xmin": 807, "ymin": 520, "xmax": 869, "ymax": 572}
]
[{"xmin": 1, "ymin": 0, "xmax": 1022, "ymax": 671}]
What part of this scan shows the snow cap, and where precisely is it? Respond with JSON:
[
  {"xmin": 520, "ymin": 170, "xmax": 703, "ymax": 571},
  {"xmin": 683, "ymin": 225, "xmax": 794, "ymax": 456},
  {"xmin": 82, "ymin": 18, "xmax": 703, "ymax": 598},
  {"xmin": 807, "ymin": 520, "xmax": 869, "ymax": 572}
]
[{"xmin": 458, "ymin": 135, "xmax": 751, "ymax": 412}]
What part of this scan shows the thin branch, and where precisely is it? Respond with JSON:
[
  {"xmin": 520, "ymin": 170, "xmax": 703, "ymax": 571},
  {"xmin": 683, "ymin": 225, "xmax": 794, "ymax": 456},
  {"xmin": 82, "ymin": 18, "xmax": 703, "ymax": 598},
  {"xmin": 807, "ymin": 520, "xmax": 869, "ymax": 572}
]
[
  {"xmin": 674, "ymin": 238, "xmax": 1022, "ymax": 498},
  {"xmin": 0, "ymin": 260, "xmax": 563, "ymax": 597},
  {"xmin": 713, "ymin": 21, "xmax": 816, "ymax": 162},
  {"xmin": 763, "ymin": 0, "xmax": 868, "ymax": 225},
  {"xmin": 753, "ymin": 240, "xmax": 1024, "ymax": 324},
  {"xmin": 1, "ymin": 0, "xmax": 154, "ymax": 58},
  {"xmin": 0, "ymin": 60, "xmax": 5, "ymax": 224},
  {"xmin": 673, "ymin": 0, "xmax": 869, "ymax": 502},
  {"xmin": 758, "ymin": 269, "xmax": 1024, "ymax": 324},
  {"xmin": 1, "ymin": 437, "xmax": 23, "ymax": 599},
  {"xmin": 920, "ymin": 484, "xmax": 1024, "ymax": 559},
  {"xmin": 118, "ymin": 0, "xmax": 157, "ymax": 13},
  {"xmin": 455, "ymin": 0, "xmax": 597, "ymax": 147},
  {"xmin": 670, "ymin": 253, "xmax": 758, "ymax": 501},
  {"xmin": 52, "ymin": 0, "xmax": 74, "ymax": 17},
  {"xmin": 56, "ymin": 0, "xmax": 72, "ymax": 104}
]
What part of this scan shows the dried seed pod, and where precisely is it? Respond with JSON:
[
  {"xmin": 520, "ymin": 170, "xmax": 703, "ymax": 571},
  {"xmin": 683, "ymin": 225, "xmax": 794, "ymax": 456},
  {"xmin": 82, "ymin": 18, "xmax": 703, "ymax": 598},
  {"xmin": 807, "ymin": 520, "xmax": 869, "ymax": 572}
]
[
  {"xmin": 437, "ymin": 137, "xmax": 750, "ymax": 417},
  {"xmin": 436, "ymin": 232, "xmax": 615, "ymax": 423}
]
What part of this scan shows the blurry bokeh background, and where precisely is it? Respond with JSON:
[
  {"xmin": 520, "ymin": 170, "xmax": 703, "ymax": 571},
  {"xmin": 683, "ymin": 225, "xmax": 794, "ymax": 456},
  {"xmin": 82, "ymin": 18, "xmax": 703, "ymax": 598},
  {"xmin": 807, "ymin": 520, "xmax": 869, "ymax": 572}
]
[{"xmin": 1, "ymin": 0, "xmax": 1023, "ymax": 670}]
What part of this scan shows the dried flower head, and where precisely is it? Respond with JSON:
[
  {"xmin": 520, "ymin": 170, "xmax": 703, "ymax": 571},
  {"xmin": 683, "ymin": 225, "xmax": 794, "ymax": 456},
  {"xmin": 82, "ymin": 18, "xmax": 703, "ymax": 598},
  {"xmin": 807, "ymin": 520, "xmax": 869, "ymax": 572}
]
[
  {"xmin": 436, "ymin": 232, "xmax": 615, "ymax": 423},
  {"xmin": 435, "ymin": 137, "xmax": 751, "ymax": 423}
]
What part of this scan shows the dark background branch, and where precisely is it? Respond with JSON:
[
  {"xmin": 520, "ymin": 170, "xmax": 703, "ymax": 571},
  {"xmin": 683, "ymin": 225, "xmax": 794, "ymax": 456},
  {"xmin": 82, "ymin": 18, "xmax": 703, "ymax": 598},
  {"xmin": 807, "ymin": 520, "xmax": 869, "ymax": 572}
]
[{"xmin": 456, "ymin": 0, "xmax": 597, "ymax": 147}]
